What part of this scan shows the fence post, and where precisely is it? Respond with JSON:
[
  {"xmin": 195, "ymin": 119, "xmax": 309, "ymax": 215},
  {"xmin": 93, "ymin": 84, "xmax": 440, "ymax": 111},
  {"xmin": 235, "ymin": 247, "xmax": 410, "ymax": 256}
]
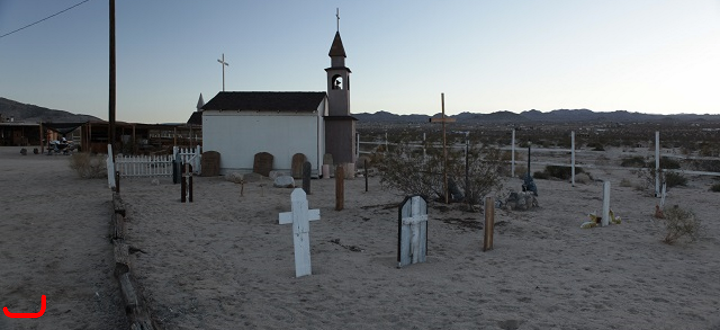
[
  {"xmin": 571, "ymin": 131, "xmax": 575, "ymax": 187},
  {"xmin": 655, "ymin": 131, "xmax": 660, "ymax": 197},
  {"xmin": 511, "ymin": 128, "xmax": 515, "ymax": 177}
]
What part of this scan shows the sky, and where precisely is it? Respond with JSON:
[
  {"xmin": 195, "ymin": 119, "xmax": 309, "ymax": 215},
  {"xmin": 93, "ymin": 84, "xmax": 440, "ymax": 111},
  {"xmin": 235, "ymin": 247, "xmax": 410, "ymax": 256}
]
[{"xmin": 1, "ymin": 0, "xmax": 719, "ymax": 123}]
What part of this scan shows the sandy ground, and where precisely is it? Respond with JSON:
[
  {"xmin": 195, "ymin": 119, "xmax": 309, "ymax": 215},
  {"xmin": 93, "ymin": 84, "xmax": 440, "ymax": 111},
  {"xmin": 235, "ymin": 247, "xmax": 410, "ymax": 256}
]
[
  {"xmin": 2, "ymin": 145, "xmax": 720, "ymax": 330},
  {"xmin": 117, "ymin": 148, "xmax": 720, "ymax": 330},
  {"xmin": 0, "ymin": 147, "xmax": 128, "ymax": 330}
]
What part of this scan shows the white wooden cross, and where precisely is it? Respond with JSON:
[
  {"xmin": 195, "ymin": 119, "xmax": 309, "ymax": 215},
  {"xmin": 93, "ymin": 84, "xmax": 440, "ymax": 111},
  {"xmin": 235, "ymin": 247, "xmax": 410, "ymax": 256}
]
[
  {"xmin": 279, "ymin": 188, "xmax": 320, "ymax": 277},
  {"xmin": 398, "ymin": 195, "xmax": 428, "ymax": 268}
]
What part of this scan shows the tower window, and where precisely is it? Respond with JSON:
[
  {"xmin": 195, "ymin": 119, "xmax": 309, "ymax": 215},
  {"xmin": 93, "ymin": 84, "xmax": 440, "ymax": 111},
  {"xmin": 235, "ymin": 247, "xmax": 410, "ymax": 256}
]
[{"xmin": 332, "ymin": 75, "xmax": 343, "ymax": 90}]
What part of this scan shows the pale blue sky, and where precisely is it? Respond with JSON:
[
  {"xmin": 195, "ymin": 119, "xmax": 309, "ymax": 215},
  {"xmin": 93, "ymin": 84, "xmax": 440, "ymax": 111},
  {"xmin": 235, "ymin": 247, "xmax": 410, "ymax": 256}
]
[{"xmin": 1, "ymin": 0, "xmax": 719, "ymax": 123}]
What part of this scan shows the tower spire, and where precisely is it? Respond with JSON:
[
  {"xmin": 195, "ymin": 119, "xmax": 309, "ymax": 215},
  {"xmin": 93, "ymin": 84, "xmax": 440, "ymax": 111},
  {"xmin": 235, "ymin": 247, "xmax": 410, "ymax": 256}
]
[{"xmin": 336, "ymin": 8, "xmax": 340, "ymax": 32}]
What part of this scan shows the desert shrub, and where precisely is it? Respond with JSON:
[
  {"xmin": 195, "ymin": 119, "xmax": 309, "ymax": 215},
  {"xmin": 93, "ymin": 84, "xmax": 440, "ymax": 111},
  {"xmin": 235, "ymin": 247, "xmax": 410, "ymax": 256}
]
[
  {"xmin": 539, "ymin": 165, "xmax": 584, "ymax": 180},
  {"xmin": 378, "ymin": 142, "xmax": 504, "ymax": 205},
  {"xmin": 710, "ymin": 183, "xmax": 720, "ymax": 192},
  {"xmin": 662, "ymin": 205, "xmax": 701, "ymax": 244},
  {"xmin": 533, "ymin": 171, "xmax": 549, "ymax": 180},
  {"xmin": 619, "ymin": 178, "xmax": 633, "ymax": 187},
  {"xmin": 587, "ymin": 142, "xmax": 605, "ymax": 151},
  {"xmin": 664, "ymin": 172, "xmax": 687, "ymax": 187},
  {"xmin": 660, "ymin": 157, "xmax": 682, "ymax": 170},
  {"xmin": 621, "ymin": 156, "xmax": 646, "ymax": 168},
  {"xmin": 69, "ymin": 153, "xmax": 107, "ymax": 179},
  {"xmin": 513, "ymin": 164, "xmax": 527, "ymax": 179}
]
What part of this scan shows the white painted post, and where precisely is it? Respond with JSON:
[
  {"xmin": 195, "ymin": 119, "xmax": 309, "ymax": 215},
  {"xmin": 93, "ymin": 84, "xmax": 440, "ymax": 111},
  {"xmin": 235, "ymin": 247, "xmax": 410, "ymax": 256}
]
[
  {"xmin": 602, "ymin": 181, "xmax": 611, "ymax": 227},
  {"xmin": 511, "ymin": 128, "xmax": 515, "ymax": 177},
  {"xmin": 278, "ymin": 188, "xmax": 321, "ymax": 278},
  {"xmin": 107, "ymin": 144, "xmax": 116, "ymax": 189},
  {"xmin": 655, "ymin": 131, "xmax": 660, "ymax": 197},
  {"xmin": 571, "ymin": 131, "xmax": 575, "ymax": 187},
  {"xmin": 660, "ymin": 182, "xmax": 667, "ymax": 208},
  {"xmin": 356, "ymin": 133, "xmax": 360, "ymax": 160}
]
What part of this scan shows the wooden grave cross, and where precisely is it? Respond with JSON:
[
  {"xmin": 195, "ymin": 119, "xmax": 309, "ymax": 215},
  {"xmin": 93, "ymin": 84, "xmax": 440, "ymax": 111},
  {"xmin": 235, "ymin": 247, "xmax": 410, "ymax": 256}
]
[
  {"xmin": 279, "ymin": 188, "xmax": 321, "ymax": 277},
  {"xmin": 397, "ymin": 195, "xmax": 428, "ymax": 268},
  {"xmin": 429, "ymin": 93, "xmax": 456, "ymax": 204}
]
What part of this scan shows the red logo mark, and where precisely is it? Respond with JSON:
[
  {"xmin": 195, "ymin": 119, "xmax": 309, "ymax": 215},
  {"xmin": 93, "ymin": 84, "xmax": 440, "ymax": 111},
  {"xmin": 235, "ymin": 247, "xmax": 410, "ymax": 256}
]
[{"xmin": 3, "ymin": 295, "xmax": 46, "ymax": 318}]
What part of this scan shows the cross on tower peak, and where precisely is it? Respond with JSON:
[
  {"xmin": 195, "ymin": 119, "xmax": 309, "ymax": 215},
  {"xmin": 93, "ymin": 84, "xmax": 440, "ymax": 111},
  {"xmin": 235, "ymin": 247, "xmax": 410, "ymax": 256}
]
[{"xmin": 336, "ymin": 8, "xmax": 340, "ymax": 32}]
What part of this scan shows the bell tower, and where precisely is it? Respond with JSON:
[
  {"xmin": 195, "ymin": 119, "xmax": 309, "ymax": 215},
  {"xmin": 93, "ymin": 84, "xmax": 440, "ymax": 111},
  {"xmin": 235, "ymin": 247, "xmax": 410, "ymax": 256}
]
[
  {"xmin": 323, "ymin": 9, "xmax": 357, "ymax": 165},
  {"xmin": 326, "ymin": 31, "xmax": 351, "ymax": 116}
]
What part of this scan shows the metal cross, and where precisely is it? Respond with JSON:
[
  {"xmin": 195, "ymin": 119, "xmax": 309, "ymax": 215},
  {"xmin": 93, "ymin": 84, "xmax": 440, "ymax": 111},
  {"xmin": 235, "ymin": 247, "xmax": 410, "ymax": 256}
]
[
  {"xmin": 336, "ymin": 8, "xmax": 340, "ymax": 32},
  {"xmin": 217, "ymin": 53, "xmax": 229, "ymax": 91}
]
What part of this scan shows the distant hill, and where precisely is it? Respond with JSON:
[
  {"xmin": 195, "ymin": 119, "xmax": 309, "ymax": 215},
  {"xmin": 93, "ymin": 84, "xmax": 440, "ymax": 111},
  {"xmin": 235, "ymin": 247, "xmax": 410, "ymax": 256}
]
[
  {"xmin": 0, "ymin": 97, "xmax": 102, "ymax": 124},
  {"xmin": 354, "ymin": 108, "xmax": 720, "ymax": 124}
]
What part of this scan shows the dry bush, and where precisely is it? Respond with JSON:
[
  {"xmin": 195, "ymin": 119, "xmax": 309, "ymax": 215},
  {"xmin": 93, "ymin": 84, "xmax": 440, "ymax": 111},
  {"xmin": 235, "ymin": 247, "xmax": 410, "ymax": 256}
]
[
  {"xmin": 378, "ymin": 142, "xmax": 504, "ymax": 205},
  {"xmin": 619, "ymin": 178, "xmax": 633, "ymax": 187},
  {"xmin": 69, "ymin": 153, "xmax": 107, "ymax": 179},
  {"xmin": 662, "ymin": 205, "xmax": 701, "ymax": 244}
]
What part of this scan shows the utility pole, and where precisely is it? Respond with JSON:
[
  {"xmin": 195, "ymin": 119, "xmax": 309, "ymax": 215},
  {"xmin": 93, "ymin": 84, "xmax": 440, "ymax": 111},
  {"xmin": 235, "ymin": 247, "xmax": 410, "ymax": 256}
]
[{"xmin": 109, "ymin": 0, "xmax": 116, "ymax": 161}]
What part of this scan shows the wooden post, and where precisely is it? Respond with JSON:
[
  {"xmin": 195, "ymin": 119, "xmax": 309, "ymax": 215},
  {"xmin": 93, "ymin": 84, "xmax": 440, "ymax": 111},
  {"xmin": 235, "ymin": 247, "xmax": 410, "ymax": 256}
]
[
  {"xmin": 302, "ymin": 161, "xmax": 311, "ymax": 195},
  {"xmin": 364, "ymin": 159, "xmax": 368, "ymax": 192},
  {"xmin": 335, "ymin": 165, "xmax": 344, "ymax": 211},
  {"xmin": 39, "ymin": 123, "xmax": 44, "ymax": 154},
  {"xmin": 511, "ymin": 128, "xmax": 515, "ymax": 177},
  {"xmin": 132, "ymin": 124, "xmax": 136, "ymax": 154},
  {"xmin": 602, "ymin": 181, "xmax": 611, "ymax": 227},
  {"xmin": 188, "ymin": 164, "xmax": 193, "ymax": 203},
  {"xmin": 655, "ymin": 131, "xmax": 660, "ymax": 197},
  {"xmin": 483, "ymin": 196, "xmax": 495, "ymax": 251},
  {"xmin": 181, "ymin": 163, "xmax": 187, "ymax": 203},
  {"xmin": 429, "ymin": 93, "xmax": 456, "ymax": 204},
  {"xmin": 109, "ymin": 0, "xmax": 116, "ymax": 162},
  {"xmin": 571, "ymin": 131, "xmax": 575, "ymax": 187},
  {"xmin": 115, "ymin": 171, "xmax": 121, "ymax": 194},
  {"xmin": 173, "ymin": 127, "xmax": 177, "ymax": 146}
]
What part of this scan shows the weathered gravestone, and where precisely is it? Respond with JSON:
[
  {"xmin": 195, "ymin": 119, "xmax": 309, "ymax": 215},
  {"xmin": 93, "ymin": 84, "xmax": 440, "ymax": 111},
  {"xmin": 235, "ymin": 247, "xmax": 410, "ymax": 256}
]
[
  {"xmin": 397, "ymin": 195, "xmax": 428, "ymax": 268},
  {"xmin": 278, "ymin": 188, "xmax": 320, "ymax": 277},
  {"xmin": 201, "ymin": 151, "xmax": 220, "ymax": 177},
  {"xmin": 253, "ymin": 152, "xmax": 274, "ymax": 177},
  {"xmin": 291, "ymin": 153, "xmax": 307, "ymax": 179}
]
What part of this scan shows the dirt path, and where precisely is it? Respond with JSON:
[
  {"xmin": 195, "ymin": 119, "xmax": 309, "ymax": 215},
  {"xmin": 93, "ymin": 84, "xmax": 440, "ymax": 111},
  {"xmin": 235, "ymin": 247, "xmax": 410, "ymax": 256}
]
[{"xmin": 0, "ymin": 147, "xmax": 128, "ymax": 330}]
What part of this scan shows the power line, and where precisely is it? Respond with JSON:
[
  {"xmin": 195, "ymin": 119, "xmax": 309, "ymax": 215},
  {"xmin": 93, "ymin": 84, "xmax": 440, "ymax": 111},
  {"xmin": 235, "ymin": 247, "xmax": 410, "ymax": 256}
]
[{"xmin": 0, "ymin": 0, "xmax": 92, "ymax": 40}]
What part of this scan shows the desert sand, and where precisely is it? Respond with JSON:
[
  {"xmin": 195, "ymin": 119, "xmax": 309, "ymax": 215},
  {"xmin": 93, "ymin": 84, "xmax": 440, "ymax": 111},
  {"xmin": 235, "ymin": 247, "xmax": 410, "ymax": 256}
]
[{"xmin": 1, "ymin": 145, "xmax": 719, "ymax": 330}]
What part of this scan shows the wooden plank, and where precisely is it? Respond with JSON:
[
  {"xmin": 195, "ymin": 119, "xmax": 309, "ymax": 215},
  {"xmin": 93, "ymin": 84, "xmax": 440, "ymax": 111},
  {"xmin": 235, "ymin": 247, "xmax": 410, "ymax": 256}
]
[
  {"xmin": 335, "ymin": 165, "xmax": 344, "ymax": 211},
  {"xmin": 111, "ymin": 213, "xmax": 125, "ymax": 240},
  {"xmin": 118, "ymin": 272, "xmax": 138, "ymax": 310},
  {"xmin": 113, "ymin": 193, "xmax": 126, "ymax": 216}
]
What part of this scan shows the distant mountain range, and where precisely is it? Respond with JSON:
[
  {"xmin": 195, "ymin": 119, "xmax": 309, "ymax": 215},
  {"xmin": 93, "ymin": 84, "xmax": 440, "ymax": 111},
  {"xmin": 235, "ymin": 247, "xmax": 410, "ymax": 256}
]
[
  {"xmin": 3, "ymin": 96, "xmax": 719, "ymax": 125},
  {"xmin": 354, "ymin": 109, "xmax": 720, "ymax": 124},
  {"xmin": 0, "ymin": 97, "xmax": 101, "ymax": 124}
]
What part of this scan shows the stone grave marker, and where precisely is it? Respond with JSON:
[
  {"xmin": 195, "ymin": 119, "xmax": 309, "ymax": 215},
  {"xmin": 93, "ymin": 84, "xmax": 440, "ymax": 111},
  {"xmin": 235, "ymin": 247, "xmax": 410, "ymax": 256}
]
[
  {"xmin": 397, "ymin": 195, "xmax": 428, "ymax": 268},
  {"xmin": 253, "ymin": 152, "xmax": 274, "ymax": 177},
  {"xmin": 279, "ymin": 188, "xmax": 320, "ymax": 277},
  {"xmin": 201, "ymin": 151, "xmax": 221, "ymax": 177},
  {"xmin": 291, "ymin": 153, "xmax": 307, "ymax": 179}
]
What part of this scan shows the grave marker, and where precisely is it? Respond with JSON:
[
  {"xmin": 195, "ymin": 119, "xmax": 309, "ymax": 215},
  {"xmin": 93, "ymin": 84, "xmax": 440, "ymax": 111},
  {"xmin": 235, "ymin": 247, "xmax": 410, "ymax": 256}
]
[
  {"xmin": 602, "ymin": 181, "xmax": 610, "ymax": 226},
  {"xmin": 292, "ymin": 153, "xmax": 307, "ymax": 179},
  {"xmin": 397, "ymin": 195, "xmax": 428, "ymax": 268},
  {"xmin": 278, "ymin": 189, "xmax": 321, "ymax": 278},
  {"xmin": 201, "ymin": 151, "xmax": 221, "ymax": 177},
  {"xmin": 253, "ymin": 152, "xmax": 274, "ymax": 177}
]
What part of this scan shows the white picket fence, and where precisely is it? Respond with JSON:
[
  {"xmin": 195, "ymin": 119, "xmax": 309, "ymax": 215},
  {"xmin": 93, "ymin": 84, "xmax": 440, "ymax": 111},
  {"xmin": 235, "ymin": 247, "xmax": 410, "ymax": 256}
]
[{"xmin": 111, "ymin": 145, "xmax": 202, "ymax": 178}]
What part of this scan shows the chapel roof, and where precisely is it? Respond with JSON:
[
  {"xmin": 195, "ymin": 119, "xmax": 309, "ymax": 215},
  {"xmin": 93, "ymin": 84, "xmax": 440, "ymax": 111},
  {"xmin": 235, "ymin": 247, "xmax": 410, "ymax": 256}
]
[{"xmin": 201, "ymin": 91, "xmax": 326, "ymax": 112}]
